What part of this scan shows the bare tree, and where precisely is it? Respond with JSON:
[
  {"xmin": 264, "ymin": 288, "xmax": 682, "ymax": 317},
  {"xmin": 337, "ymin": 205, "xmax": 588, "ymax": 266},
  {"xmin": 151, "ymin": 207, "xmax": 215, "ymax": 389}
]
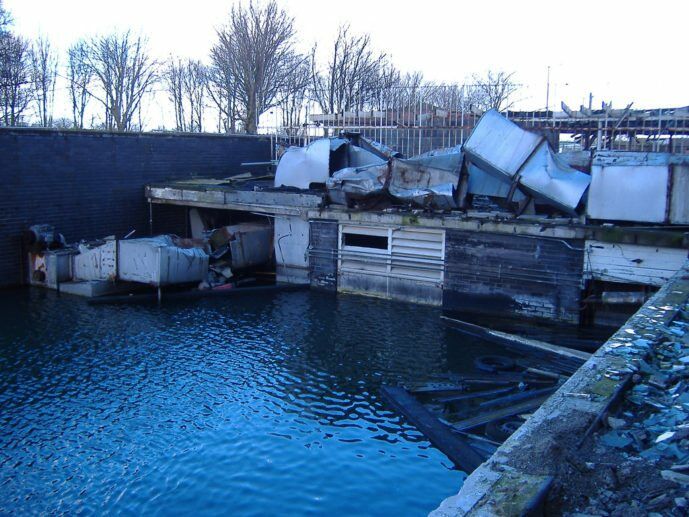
[
  {"xmin": 30, "ymin": 36, "xmax": 57, "ymax": 127},
  {"xmin": 164, "ymin": 57, "xmax": 186, "ymax": 131},
  {"xmin": 85, "ymin": 31, "xmax": 158, "ymax": 131},
  {"xmin": 164, "ymin": 57, "xmax": 208, "ymax": 132},
  {"xmin": 67, "ymin": 40, "xmax": 92, "ymax": 129},
  {"xmin": 472, "ymin": 70, "xmax": 519, "ymax": 111},
  {"xmin": 0, "ymin": 0, "xmax": 10, "ymax": 33},
  {"xmin": 0, "ymin": 1, "xmax": 32, "ymax": 126},
  {"xmin": 311, "ymin": 25, "xmax": 387, "ymax": 114},
  {"xmin": 211, "ymin": 0, "xmax": 307, "ymax": 134},
  {"xmin": 0, "ymin": 33, "xmax": 31, "ymax": 126},
  {"xmin": 184, "ymin": 60, "xmax": 206, "ymax": 132},
  {"xmin": 275, "ymin": 58, "xmax": 309, "ymax": 133},
  {"xmin": 369, "ymin": 62, "xmax": 401, "ymax": 110},
  {"xmin": 207, "ymin": 58, "xmax": 238, "ymax": 133}
]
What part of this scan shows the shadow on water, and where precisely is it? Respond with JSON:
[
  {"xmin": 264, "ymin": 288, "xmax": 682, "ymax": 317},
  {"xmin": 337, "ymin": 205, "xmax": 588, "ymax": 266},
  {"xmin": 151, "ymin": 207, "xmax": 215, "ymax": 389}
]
[{"xmin": 0, "ymin": 288, "xmax": 519, "ymax": 515}]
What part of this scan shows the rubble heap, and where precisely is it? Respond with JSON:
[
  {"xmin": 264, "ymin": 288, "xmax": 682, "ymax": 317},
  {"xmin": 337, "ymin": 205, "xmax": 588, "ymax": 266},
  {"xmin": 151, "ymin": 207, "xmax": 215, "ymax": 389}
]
[{"xmin": 558, "ymin": 302, "xmax": 689, "ymax": 515}]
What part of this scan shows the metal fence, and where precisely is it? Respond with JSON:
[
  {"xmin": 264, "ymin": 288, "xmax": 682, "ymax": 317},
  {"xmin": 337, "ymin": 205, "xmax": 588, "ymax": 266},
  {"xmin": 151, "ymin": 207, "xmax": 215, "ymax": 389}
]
[{"xmin": 261, "ymin": 85, "xmax": 689, "ymax": 157}]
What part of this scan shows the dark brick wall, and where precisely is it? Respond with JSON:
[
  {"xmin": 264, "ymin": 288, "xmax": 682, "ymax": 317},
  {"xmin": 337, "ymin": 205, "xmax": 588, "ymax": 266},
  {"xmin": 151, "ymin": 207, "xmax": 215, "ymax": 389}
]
[
  {"xmin": 309, "ymin": 220, "xmax": 338, "ymax": 291},
  {"xmin": 443, "ymin": 230, "xmax": 585, "ymax": 323},
  {"xmin": 0, "ymin": 128, "xmax": 270, "ymax": 287}
]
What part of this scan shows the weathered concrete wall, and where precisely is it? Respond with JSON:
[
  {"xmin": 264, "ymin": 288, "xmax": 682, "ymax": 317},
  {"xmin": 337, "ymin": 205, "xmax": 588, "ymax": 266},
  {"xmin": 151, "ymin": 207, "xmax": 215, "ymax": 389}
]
[
  {"xmin": 443, "ymin": 230, "xmax": 585, "ymax": 323},
  {"xmin": 308, "ymin": 220, "xmax": 338, "ymax": 290},
  {"xmin": 0, "ymin": 128, "xmax": 270, "ymax": 287}
]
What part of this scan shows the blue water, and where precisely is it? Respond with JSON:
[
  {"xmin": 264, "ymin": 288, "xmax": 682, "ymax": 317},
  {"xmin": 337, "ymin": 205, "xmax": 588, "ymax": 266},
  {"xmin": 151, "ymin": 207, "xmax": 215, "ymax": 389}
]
[{"xmin": 0, "ymin": 289, "xmax": 500, "ymax": 515}]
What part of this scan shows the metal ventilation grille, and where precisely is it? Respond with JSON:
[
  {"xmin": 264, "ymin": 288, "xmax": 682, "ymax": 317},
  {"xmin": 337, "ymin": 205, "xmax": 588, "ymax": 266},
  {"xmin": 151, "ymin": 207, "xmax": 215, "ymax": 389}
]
[{"xmin": 339, "ymin": 225, "xmax": 445, "ymax": 284}]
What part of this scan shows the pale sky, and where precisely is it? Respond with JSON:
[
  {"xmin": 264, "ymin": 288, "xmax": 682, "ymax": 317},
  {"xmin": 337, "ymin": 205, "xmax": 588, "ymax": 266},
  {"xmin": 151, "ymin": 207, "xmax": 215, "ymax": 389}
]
[{"xmin": 4, "ymin": 0, "xmax": 688, "ymax": 129}]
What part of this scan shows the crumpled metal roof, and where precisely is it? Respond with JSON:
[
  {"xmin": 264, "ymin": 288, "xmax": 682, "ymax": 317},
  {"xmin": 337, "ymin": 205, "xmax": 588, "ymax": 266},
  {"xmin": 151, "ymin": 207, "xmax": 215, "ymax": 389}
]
[
  {"xmin": 464, "ymin": 109, "xmax": 591, "ymax": 214},
  {"xmin": 326, "ymin": 146, "xmax": 462, "ymax": 209},
  {"xmin": 274, "ymin": 138, "xmax": 334, "ymax": 189}
]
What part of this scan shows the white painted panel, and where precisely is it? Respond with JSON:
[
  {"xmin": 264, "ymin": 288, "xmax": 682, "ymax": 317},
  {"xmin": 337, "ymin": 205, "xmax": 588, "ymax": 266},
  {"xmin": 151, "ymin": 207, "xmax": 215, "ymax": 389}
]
[
  {"xmin": 275, "ymin": 216, "xmax": 309, "ymax": 269},
  {"xmin": 72, "ymin": 240, "xmax": 116, "ymax": 281},
  {"xmin": 341, "ymin": 225, "xmax": 389, "ymax": 237},
  {"xmin": 584, "ymin": 240, "xmax": 686, "ymax": 286},
  {"xmin": 390, "ymin": 227, "xmax": 444, "ymax": 282},
  {"xmin": 119, "ymin": 236, "xmax": 207, "ymax": 286},
  {"xmin": 587, "ymin": 165, "xmax": 668, "ymax": 223},
  {"xmin": 338, "ymin": 224, "xmax": 445, "ymax": 284}
]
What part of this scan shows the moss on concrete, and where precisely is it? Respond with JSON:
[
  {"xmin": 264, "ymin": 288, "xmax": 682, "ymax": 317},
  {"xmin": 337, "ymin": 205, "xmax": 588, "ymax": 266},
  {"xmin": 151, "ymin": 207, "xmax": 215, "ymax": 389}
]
[
  {"xmin": 589, "ymin": 377, "xmax": 619, "ymax": 398},
  {"xmin": 473, "ymin": 472, "xmax": 551, "ymax": 516}
]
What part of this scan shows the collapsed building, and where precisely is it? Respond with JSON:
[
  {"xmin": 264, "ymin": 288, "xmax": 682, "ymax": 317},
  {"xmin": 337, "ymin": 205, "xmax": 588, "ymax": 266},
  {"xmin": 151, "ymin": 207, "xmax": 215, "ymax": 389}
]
[{"xmin": 30, "ymin": 109, "xmax": 689, "ymax": 331}]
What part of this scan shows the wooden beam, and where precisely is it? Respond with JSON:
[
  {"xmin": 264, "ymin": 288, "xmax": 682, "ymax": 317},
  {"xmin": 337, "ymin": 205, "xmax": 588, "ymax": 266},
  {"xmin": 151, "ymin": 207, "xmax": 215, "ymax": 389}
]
[
  {"xmin": 451, "ymin": 395, "xmax": 551, "ymax": 432},
  {"xmin": 441, "ymin": 316, "xmax": 591, "ymax": 363},
  {"xmin": 381, "ymin": 386, "xmax": 484, "ymax": 473}
]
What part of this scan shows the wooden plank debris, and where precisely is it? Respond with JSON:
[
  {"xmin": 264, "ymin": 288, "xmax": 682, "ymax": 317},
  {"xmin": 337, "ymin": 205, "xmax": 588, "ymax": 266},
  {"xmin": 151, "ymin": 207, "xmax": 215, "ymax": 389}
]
[
  {"xmin": 441, "ymin": 315, "xmax": 591, "ymax": 364},
  {"xmin": 436, "ymin": 386, "xmax": 514, "ymax": 403},
  {"xmin": 478, "ymin": 387, "xmax": 558, "ymax": 410},
  {"xmin": 381, "ymin": 386, "xmax": 484, "ymax": 473},
  {"xmin": 450, "ymin": 395, "xmax": 551, "ymax": 432}
]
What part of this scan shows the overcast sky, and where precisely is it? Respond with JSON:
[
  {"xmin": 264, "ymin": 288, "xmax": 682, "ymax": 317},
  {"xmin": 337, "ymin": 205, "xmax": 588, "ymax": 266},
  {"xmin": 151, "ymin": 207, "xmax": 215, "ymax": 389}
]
[{"xmin": 4, "ymin": 0, "xmax": 688, "ymax": 127}]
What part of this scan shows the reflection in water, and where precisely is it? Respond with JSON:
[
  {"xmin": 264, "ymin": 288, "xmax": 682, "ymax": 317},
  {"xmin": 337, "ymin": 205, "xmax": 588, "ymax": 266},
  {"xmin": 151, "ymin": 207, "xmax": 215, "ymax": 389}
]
[{"xmin": 0, "ymin": 289, "xmax": 505, "ymax": 515}]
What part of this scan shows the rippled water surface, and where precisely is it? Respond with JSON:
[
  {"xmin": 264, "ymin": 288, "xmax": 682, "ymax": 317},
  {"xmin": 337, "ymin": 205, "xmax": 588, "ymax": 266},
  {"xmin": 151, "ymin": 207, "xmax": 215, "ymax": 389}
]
[{"xmin": 0, "ymin": 289, "xmax": 502, "ymax": 515}]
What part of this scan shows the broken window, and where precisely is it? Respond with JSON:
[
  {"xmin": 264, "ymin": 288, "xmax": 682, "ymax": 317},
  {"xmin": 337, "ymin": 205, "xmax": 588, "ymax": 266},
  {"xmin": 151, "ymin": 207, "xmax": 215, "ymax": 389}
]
[{"xmin": 342, "ymin": 232, "xmax": 388, "ymax": 250}]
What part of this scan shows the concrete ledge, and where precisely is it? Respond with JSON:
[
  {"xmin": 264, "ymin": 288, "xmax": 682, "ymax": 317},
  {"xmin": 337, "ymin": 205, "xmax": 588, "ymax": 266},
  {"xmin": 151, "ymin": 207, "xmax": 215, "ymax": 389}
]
[{"xmin": 432, "ymin": 260, "xmax": 689, "ymax": 516}]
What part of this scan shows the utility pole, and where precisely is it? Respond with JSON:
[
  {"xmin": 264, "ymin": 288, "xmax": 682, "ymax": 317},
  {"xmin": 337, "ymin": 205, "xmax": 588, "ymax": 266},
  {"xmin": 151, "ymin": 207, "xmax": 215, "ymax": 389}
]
[{"xmin": 545, "ymin": 65, "xmax": 551, "ymax": 113}]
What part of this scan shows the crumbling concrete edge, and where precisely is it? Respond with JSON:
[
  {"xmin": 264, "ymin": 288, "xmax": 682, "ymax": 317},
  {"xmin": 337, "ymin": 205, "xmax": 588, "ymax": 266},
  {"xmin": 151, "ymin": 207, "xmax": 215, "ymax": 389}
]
[{"xmin": 431, "ymin": 260, "xmax": 689, "ymax": 516}]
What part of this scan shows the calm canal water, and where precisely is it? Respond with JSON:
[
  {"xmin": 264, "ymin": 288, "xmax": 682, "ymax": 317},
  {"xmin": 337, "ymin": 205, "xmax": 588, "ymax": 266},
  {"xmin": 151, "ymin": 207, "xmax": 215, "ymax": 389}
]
[{"xmin": 0, "ymin": 288, "xmax": 503, "ymax": 515}]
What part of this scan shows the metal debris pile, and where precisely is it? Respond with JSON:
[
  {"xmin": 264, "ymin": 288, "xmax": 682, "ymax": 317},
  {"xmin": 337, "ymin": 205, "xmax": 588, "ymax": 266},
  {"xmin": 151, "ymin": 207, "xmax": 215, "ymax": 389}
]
[
  {"xmin": 199, "ymin": 222, "xmax": 273, "ymax": 290},
  {"xmin": 26, "ymin": 221, "xmax": 275, "ymax": 295},
  {"xmin": 274, "ymin": 110, "xmax": 592, "ymax": 216}
]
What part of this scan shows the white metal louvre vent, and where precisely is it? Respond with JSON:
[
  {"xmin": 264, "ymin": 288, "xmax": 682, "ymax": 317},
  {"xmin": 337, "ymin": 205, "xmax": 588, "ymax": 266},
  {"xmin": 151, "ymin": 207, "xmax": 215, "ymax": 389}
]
[{"xmin": 339, "ymin": 225, "xmax": 445, "ymax": 283}]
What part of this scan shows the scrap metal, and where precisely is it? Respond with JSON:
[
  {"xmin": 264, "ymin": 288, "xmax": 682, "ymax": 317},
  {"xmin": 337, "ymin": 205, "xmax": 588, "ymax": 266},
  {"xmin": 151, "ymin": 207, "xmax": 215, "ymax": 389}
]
[{"xmin": 463, "ymin": 109, "xmax": 591, "ymax": 214}]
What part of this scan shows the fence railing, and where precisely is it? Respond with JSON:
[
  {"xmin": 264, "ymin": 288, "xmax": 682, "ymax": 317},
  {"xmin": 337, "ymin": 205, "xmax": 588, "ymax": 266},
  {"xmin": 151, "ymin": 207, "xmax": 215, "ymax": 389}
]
[{"xmin": 260, "ymin": 85, "xmax": 689, "ymax": 156}]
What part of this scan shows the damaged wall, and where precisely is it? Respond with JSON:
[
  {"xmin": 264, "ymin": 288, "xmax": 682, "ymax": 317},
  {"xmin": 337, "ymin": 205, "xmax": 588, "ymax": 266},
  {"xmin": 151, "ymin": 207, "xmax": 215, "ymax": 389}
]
[
  {"xmin": 0, "ymin": 128, "xmax": 270, "ymax": 287},
  {"xmin": 443, "ymin": 230, "xmax": 585, "ymax": 324},
  {"xmin": 308, "ymin": 220, "xmax": 338, "ymax": 291}
]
